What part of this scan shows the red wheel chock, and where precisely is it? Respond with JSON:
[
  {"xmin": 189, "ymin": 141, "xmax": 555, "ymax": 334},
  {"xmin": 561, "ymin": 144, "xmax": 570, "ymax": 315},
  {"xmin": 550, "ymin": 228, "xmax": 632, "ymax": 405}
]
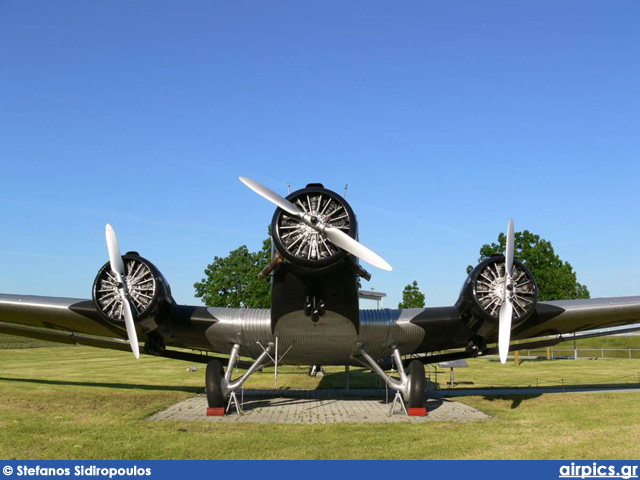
[
  {"xmin": 206, "ymin": 407, "xmax": 225, "ymax": 416},
  {"xmin": 408, "ymin": 407, "xmax": 427, "ymax": 416}
]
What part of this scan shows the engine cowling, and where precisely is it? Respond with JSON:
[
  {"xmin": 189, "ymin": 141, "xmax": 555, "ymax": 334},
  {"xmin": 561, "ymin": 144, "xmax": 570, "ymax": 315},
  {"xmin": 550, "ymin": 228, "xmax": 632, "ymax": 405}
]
[
  {"xmin": 271, "ymin": 184, "xmax": 358, "ymax": 273},
  {"xmin": 92, "ymin": 252, "xmax": 174, "ymax": 328},
  {"xmin": 457, "ymin": 255, "xmax": 538, "ymax": 340}
]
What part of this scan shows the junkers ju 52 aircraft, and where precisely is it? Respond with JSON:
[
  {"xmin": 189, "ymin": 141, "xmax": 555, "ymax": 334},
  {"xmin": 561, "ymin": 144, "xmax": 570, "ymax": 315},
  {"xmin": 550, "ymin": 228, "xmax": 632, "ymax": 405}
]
[{"xmin": 1, "ymin": 177, "xmax": 640, "ymax": 416}]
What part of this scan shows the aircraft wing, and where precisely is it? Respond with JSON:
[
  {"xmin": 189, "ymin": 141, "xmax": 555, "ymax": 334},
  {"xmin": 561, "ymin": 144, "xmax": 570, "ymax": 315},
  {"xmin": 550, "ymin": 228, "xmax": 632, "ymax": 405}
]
[
  {"xmin": 511, "ymin": 296, "xmax": 640, "ymax": 340},
  {"xmin": 0, "ymin": 294, "xmax": 128, "ymax": 338},
  {"xmin": 0, "ymin": 293, "xmax": 254, "ymax": 367},
  {"xmin": 407, "ymin": 295, "xmax": 640, "ymax": 364}
]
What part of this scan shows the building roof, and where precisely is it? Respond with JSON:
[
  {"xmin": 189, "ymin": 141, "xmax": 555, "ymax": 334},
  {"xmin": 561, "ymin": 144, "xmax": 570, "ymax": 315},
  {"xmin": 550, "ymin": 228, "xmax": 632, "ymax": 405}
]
[{"xmin": 358, "ymin": 290, "xmax": 387, "ymax": 300}]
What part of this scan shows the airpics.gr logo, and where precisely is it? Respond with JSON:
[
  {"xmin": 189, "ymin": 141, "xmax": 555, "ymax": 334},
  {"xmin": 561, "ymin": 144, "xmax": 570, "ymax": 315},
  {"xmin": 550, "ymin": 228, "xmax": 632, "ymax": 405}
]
[
  {"xmin": 3, "ymin": 466, "xmax": 13, "ymax": 476},
  {"xmin": 559, "ymin": 463, "xmax": 639, "ymax": 479}
]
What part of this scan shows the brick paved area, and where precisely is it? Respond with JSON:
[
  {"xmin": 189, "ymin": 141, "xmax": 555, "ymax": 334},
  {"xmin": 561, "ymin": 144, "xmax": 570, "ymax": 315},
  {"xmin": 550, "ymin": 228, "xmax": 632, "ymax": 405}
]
[{"xmin": 148, "ymin": 389, "xmax": 490, "ymax": 423}]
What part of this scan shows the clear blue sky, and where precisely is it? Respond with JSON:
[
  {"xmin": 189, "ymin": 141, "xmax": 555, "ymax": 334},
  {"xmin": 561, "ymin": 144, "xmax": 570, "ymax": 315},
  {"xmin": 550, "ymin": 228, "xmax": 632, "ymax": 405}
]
[{"xmin": 1, "ymin": 1, "xmax": 639, "ymax": 308}]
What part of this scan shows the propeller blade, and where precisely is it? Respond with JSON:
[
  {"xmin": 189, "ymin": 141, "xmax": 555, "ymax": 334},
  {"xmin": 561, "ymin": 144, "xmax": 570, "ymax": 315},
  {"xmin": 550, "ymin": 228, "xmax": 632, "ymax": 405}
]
[
  {"xmin": 239, "ymin": 176, "xmax": 301, "ymax": 217},
  {"xmin": 323, "ymin": 225, "xmax": 393, "ymax": 271},
  {"xmin": 122, "ymin": 298, "xmax": 140, "ymax": 359},
  {"xmin": 498, "ymin": 219, "xmax": 516, "ymax": 365},
  {"xmin": 505, "ymin": 218, "xmax": 514, "ymax": 276},
  {"xmin": 240, "ymin": 176, "xmax": 393, "ymax": 271},
  {"xmin": 498, "ymin": 297, "xmax": 513, "ymax": 364},
  {"xmin": 104, "ymin": 223, "xmax": 139, "ymax": 359},
  {"xmin": 105, "ymin": 224, "xmax": 125, "ymax": 276}
]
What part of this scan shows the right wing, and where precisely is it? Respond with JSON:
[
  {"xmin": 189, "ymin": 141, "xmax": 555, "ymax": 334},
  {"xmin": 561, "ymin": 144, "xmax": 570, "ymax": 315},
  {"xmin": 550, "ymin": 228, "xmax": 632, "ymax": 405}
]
[
  {"xmin": 0, "ymin": 294, "xmax": 125, "ymax": 337},
  {"xmin": 0, "ymin": 293, "xmax": 253, "ymax": 367}
]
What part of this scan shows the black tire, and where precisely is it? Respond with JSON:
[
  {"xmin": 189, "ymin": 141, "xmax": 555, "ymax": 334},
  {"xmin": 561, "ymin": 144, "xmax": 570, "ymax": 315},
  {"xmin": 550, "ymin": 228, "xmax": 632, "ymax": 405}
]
[
  {"xmin": 205, "ymin": 359, "xmax": 226, "ymax": 408},
  {"xmin": 406, "ymin": 360, "xmax": 426, "ymax": 408}
]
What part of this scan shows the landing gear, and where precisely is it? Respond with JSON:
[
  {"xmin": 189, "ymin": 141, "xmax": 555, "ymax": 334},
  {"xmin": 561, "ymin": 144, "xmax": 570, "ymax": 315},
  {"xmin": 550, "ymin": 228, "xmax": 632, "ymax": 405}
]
[
  {"xmin": 406, "ymin": 360, "xmax": 426, "ymax": 409},
  {"xmin": 357, "ymin": 346, "xmax": 427, "ymax": 416},
  {"xmin": 308, "ymin": 365, "xmax": 325, "ymax": 377},
  {"xmin": 205, "ymin": 342, "xmax": 273, "ymax": 416},
  {"xmin": 205, "ymin": 359, "xmax": 225, "ymax": 408}
]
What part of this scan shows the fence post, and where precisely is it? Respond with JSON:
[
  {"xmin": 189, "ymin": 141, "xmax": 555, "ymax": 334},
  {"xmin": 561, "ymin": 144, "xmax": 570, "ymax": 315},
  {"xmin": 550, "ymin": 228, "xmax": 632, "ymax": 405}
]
[
  {"xmin": 601, "ymin": 347, "xmax": 604, "ymax": 359},
  {"xmin": 551, "ymin": 347, "xmax": 554, "ymax": 359},
  {"xmin": 630, "ymin": 348, "xmax": 632, "ymax": 359}
]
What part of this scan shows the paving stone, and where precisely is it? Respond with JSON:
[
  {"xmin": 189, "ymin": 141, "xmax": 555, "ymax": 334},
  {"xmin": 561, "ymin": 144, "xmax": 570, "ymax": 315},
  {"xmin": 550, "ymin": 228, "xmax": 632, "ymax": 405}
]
[{"xmin": 148, "ymin": 389, "xmax": 490, "ymax": 423}]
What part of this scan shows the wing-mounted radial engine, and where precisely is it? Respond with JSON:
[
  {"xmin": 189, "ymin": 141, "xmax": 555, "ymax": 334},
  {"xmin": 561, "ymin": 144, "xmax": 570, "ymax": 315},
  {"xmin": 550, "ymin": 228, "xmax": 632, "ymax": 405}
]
[
  {"xmin": 456, "ymin": 220, "xmax": 538, "ymax": 363},
  {"xmin": 92, "ymin": 225, "xmax": 175, "ymax": 358},
  {"xmin": 240, "ymin": 177, "xmax": 392, "ymax": 330},
  {"xmin": 92, "ymin": 253, "xmax": 174, "ymax": 328}
]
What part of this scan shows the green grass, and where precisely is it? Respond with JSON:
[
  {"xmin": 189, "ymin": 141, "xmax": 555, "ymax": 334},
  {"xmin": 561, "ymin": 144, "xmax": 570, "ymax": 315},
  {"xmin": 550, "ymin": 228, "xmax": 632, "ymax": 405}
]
[
  {"xmin": 571, "ymin": 335, "xmax": 640, "ymax": 349},
  {"xmin": 0, "ymin": 346, "xmax": 639, "ymax": 459},
  {"xmin": 435, "ymin": 357, "xmax": 640, "ymax": 389},
  {"xmin": 0, "ymin": 333, "xmax": 65, "ymax": 349},
  {"xmin": 518, "ymin": 334, "xmax": 640, "ymax": 359}
]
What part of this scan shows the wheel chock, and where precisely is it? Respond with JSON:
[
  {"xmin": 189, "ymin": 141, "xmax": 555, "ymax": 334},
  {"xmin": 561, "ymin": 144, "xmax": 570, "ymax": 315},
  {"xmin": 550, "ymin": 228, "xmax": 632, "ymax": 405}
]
[{"xmin": 408, "ymin": 407, "xmax": 427, "ymax": 416}]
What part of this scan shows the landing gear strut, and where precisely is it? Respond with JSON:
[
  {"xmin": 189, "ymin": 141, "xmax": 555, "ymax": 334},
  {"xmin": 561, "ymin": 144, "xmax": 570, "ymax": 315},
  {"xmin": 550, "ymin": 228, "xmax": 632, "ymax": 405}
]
[
  {"xmin": 356, "ymin": 345, "xmax": 427, "ymax": 416},
  {"xmin": 205, "ymin": 342, "xmax": 273, "ymax": 416}
]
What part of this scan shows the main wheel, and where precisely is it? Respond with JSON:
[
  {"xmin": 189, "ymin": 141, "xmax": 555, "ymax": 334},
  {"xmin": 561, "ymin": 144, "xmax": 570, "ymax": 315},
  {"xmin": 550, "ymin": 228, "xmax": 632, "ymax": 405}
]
[
  {"xmin": 405, "ymin": 360, "xmax": 426, "ymax": 408},
  {"xmin": 205, "ymin": 359, "xmax": 226, "ymax": 408}
]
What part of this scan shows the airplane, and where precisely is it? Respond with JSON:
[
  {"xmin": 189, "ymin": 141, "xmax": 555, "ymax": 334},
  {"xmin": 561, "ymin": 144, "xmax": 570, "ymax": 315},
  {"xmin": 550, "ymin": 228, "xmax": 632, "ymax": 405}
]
[{"xmin": 1, "ymin": 177, "xmax": 640, "ymax": 416}]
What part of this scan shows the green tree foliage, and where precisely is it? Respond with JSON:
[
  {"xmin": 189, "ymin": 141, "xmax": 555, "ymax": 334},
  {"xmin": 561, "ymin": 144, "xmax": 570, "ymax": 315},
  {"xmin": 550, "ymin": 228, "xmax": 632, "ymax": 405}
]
[
  {"xmin": 194, "ymin": 237, "xmax": 272, "ymax": 308},
  {"xmin": 398, "ymin": 280, "xmax": 426, "ymax": 308},
  {"xmin": 467, "ymin": 230, "xmax": 590, "ymax": 301}
]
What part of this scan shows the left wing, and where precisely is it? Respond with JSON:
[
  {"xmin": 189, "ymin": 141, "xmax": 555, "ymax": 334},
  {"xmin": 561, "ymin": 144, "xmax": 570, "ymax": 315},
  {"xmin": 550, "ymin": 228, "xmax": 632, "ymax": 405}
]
[
  {"xmin": 512, "ymin": 296, "xmax": 640, "ymax": 340},
  {"xmin": 407, "ymin": 295, "xmax": 640, "ymax": 364}
]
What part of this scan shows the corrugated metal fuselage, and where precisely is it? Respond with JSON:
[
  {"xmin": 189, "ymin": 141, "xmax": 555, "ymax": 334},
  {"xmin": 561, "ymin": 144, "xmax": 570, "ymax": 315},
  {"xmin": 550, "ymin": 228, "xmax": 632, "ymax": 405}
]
[
  {"xmin": 203, "ymin": 307, "xmax": 440, "ymax": 365},
  {"xmin": 201, "ymin": 257, "xmax": 466, "ymax": 364}
]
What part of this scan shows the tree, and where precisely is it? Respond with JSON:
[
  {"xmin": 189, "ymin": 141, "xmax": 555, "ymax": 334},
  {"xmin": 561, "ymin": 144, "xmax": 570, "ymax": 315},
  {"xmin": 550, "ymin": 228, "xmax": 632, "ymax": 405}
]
[
  {"xmin": 398, "ymin": 281, "xmax": 426, "ymax": 308},
  {"xmin": 194, "ymin": 237, "xmax": 272, "ymax": 308},
  {"xmin": 467, "ymin": 230, "xmax": 590, "ymax": 301}
]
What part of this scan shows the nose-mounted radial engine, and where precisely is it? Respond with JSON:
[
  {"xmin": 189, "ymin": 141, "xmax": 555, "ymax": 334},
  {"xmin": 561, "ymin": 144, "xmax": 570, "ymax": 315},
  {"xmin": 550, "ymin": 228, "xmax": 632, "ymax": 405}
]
[
  {"xmin": 272, "ymin": 184, "xmax": 358, "ymax": 271},
  {"xmin": 270, "ymin": 184, "xmax": 364, "ymax": 326},
  {"xmin": 240, "ymin": 177, "xmax": 392, "ymax": 330}
]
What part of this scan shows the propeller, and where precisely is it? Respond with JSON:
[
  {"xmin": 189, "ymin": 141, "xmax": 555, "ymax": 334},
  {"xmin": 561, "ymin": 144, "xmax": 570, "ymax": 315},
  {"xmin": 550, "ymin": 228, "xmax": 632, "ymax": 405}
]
[
  {"xmin": 498, "ymin": 219, "xmax": 515, "ymax": 364},
  {"xmin": 105, "ymin": 224, "xmax": 140, "ymax": 359},
  {"xmin": 239, "ymin": 177, "xmax": 392, "ymax": 271}
]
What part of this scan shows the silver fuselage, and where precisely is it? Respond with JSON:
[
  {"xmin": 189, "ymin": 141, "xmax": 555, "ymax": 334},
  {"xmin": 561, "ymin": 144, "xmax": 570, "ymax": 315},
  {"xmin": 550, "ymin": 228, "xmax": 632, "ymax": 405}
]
[{"xmin": 204, "ymin": 307, "xmax": 427, "ymax": 365}]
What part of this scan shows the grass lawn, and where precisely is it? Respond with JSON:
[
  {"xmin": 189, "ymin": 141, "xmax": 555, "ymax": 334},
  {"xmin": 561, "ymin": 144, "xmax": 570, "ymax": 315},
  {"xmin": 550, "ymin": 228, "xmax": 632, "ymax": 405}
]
[{"xmin": 0, "ymin": 345, "xmax": 639, "ymax": 460}]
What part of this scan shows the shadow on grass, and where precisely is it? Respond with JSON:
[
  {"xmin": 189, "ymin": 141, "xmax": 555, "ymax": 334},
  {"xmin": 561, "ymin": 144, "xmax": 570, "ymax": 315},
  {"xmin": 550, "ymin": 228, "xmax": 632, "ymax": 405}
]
[
  {"xmin": 482, "ymin": 394, "xmax": 542, "ymax": 409},
  {"xmin": 0, "ymin": 376, "xmax": 203, "ymax": 393}
]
